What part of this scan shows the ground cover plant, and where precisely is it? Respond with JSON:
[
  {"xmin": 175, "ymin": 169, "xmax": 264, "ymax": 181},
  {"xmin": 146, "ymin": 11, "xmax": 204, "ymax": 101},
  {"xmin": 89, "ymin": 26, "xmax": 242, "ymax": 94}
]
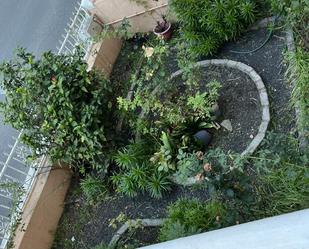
[{"xmin": 159, "ymin": 199, "xmax": 227, "ymax": 242}]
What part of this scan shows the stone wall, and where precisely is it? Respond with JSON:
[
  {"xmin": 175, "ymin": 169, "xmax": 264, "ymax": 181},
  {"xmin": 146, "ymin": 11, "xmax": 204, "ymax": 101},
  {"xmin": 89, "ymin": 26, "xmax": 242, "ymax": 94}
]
[{"xmin": 13, "ymin": 159, "xmax": 72, "ymax": 249}]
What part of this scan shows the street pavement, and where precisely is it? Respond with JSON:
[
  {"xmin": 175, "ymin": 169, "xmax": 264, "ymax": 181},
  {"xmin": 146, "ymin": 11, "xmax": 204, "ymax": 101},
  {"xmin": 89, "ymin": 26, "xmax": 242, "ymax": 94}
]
[{"xmin": 0, "ymin": 0, "xmax": 80, "ymax": 165}]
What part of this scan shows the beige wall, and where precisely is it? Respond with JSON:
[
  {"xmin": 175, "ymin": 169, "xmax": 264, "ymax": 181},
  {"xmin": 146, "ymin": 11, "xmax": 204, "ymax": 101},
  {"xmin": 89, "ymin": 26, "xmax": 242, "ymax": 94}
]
[
  {"xmin": 13, "ymin": 159, "xmax": 72, "ymax": 249},
  {"xmin": 87, "ymin": 38, "xmax": 123, "ymax": 76},
  {"xmin": 87, "ymin": 0, "xmax": 170, "ymax": 75},
  {"xmin": 92, "ymin": 0, "xmax": 169, "ymax": 33}
]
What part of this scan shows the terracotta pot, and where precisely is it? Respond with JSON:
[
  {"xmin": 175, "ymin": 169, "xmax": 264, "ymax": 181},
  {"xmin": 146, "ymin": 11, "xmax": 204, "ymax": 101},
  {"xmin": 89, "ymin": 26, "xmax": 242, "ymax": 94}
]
[{"xmin": 153, "ymin": 22, "xmax": 172, "ymax": 40}]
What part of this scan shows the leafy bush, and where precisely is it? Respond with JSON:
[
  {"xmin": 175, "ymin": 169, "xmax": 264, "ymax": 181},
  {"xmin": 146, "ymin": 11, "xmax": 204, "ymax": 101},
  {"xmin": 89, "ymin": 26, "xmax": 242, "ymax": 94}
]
[
  {"xmin": 80, "ymin": 175, "xmax": 108, "ymax": 204},
  {"xmin": 202, "ymin": 149, "xmax": 253, "ymax": 201},
  {"xmin": 159, "ymin": 221, "xmax": 201, "ymax": 242},
  {"xmin": 173, "ymin": 150, "xmax": 202, "ymax": 185},
  {"xmin": 112, "ymin": 141, "xmax": 173, "ymax": 198},
  {"xmin": 118, "ymin": 41, "xmax": 221, "ymax": 138},
  {"xmin": 267, "ymin": 0, "xmax": 308, "ymax": 18},
  {"xmin": 172, "ymin": 148, "xmax": 253, "ymax": 202},
  {"xmin": 170, "ymin": 0, "xmax": 258, "ymax": 56},
  {"xmin": 0, "ymin": 48, "xmax": 116, "ymax": 172},
  {"xmin": 159, "ymin": 199, "xmax": 227, "ymax": 241}
]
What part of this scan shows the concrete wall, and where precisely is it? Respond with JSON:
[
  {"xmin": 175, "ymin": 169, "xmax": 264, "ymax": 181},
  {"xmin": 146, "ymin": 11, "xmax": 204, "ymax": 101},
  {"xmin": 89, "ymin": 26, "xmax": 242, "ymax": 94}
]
[
  {"xmin": 13, "ymin": 158, "xmax": 72, "ymax": 249},
  {"xmin": 91, "ymin": 0, "xmax": 169, "ymax": 33},
  {"xmin": 140, "ymin": 209, "xmax": 309, "ymax": 249},
  {"xmin": 87, "ymin": 38, "xmax": 123, "ymax": 76}
]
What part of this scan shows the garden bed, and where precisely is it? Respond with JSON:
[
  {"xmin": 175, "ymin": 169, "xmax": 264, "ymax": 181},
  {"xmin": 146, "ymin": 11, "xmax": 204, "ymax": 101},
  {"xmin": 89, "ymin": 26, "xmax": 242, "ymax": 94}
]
[
  {"xmin": 52, "ymin": 26, "xmax": 296, "ymax": 249},
  {"xmin": 52, "ymin": 181, "xmax": 208, "ymax": 249},
  {"xmin": 213, "ymin": 27, "xmax": 295, "ymax": 133},
  {"xmin": 197, "ymin": 65, "xmax": 261, "ymax": 153}
]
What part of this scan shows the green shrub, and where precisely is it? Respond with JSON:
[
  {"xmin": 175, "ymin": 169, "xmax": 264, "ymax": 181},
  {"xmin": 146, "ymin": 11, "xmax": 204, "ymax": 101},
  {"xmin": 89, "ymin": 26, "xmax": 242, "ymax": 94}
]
[
  {"xmin": 112, "ymin": 163, "xmax": 172, "ymax": 198},
  {"xmin": 267, "ymin": 0, "xmax": 309, "ymax": 17},
  {"xmin": 170, "ymin": 0, "xmax": 258, "ymax": 56},
  {"xmin": 0, "ymin": 48, "xmax": 116, "ymax": 172},
  {"xmin": 118, "ymin": 41, "xmax": 221, "ymax": 138},
  {"xmin": 80, "ymin": 175, "xmax": 108, "ymax": 204},
  {"xmin": 92, "ymin": 243, "xmax": 110, "ymax": 249},
  {"xmin": 159, "ymin": 221, "xmax": 201, "ymax": 242},
  {"xmin": 173, "ymin": 150, "xmax": 202, "ymax": 185},
  {"xmin": 159, "ymin": 198, "xmax": 227, "ymax": 241},
  {"xmin": 112, "ymin": 141, "xmax": 173, "ymax": 198}
]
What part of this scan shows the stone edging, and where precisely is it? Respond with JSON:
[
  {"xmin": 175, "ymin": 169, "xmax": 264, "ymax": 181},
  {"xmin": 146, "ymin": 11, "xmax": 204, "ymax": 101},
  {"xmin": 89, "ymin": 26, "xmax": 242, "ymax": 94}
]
[
  {"xmin": 171, "ymin": 59, "xmax": 270, "ymax": 156},
  {"xmin": 108, "ymin": 218, "xmax": 166, "ymax": 248},
  {"xmin": 249, "ymin": 16, "xmax": 276, "ymax": 31}
]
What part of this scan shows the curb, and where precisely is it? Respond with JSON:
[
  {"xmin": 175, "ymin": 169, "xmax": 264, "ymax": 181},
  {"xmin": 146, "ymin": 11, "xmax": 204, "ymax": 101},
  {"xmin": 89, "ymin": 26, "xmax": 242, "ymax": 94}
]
[{"xmin": 109, "ymin": 218, "xmax": 166, "ymax": 248}]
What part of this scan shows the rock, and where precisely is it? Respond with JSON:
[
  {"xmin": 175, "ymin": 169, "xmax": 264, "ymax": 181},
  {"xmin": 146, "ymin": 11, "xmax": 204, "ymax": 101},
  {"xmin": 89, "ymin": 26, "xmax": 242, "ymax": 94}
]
[{"xmin": 220, "ymin": 119, "xmax": 233, "ymax": 132}]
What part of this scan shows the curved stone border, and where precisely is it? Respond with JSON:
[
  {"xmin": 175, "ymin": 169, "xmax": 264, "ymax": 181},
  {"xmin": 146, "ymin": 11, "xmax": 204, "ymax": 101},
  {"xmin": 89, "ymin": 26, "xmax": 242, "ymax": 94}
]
[
  {"xmin": 171, "ymin": 59, "xmax": 270, "ymax": 156},
  {"xmin": 109, "ymin": 218, "xmax": 166, "ymax": 248},
  {"xmin": 248, "ymin": 16, "xmax": 276, "ymax": 31}
]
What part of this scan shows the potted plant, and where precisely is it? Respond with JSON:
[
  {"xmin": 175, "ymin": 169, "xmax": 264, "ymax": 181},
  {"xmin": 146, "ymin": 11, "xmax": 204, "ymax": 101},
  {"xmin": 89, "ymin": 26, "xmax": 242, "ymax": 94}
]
[{"xmin": 153, "ymin": 15, "xmax": 172, "ymax": 40}]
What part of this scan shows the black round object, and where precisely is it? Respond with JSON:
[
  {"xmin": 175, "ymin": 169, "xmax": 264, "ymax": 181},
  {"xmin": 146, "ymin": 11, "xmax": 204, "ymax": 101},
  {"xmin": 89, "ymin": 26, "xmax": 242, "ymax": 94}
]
[{"xmin": 194, "ymin": 130, "xmax": 212, "ymax": 147}]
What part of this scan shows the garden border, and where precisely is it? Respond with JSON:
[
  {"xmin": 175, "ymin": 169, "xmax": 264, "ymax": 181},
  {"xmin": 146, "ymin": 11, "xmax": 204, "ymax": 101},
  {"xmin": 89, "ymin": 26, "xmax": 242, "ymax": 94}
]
[
  {"xmin": 170, "ymin": 59, "xmax": 270, "ymax": 156},
  {"xmin": 108, "ymin": 218, "xmax": 166, "ymax": 248}
]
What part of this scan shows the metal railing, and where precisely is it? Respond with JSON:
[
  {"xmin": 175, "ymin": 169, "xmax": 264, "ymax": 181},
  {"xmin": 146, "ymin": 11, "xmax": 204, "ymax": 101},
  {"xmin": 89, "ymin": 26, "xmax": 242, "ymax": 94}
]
[
  {"xmin": 0, "ymin": 2, "xmax": 94, "ymax": 248},
  {"xmin": 0, "ymin": 133, "xmax": 37, "ymax": 249},
  {"xmin": 56, "ymin": 4, "xmax": 93, "ymax": 58}
]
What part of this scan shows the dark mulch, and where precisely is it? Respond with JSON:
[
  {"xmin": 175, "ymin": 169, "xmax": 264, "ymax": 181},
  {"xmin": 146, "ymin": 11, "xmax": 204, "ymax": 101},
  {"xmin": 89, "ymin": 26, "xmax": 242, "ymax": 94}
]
[
  {"xmin": 53, "ymin": 178, "xmax": 208, "ymax": 249},
  {"xmin": 213, "ymin": 28, "xmax": 295, "ymax": 134},
  {"xmin": 200, "ymin": 66, "xmax": 261, "ymax": 153}
]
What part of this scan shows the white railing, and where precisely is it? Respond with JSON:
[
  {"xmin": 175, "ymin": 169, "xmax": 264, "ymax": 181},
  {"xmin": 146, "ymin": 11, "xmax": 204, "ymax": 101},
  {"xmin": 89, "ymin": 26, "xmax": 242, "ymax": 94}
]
[
  {"xmin": 0, "ymin": 2, "xmax": 95, "ymax": 249},
  {"xmin": 56, "ymin": 4, "xmax": 93, "ymax": 59},
  {"xmin": 0, "ymin": 132, "xmax": 37, "ymax": 249}
]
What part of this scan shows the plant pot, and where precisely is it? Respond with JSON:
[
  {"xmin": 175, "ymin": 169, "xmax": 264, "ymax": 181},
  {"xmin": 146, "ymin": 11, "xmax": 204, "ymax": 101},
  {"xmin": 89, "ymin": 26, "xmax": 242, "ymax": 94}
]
[
  {"xmin": 210, "ymin": 103, "xmax": 221, "ymax": 121},
  {"xmin": 153, "ymin": 22, "xmax": 172, "ymax": 40},
  {"xmin": 194, "ymin": 130, "xmax": 212, "ymax": 147}
]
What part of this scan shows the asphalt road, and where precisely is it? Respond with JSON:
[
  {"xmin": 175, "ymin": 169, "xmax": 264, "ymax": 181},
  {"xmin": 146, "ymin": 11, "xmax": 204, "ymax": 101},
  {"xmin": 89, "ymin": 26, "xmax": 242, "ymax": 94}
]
[{"xmin": 0, "ymin": 0, "xmax": 80, "ymax": 164}]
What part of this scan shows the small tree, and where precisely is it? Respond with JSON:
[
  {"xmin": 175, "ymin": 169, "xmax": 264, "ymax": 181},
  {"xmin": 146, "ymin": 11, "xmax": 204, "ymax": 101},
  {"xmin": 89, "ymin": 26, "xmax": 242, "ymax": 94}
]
[{"xmin": 0, "ymin": 48, "xmax": 115, "ymax": 172}]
